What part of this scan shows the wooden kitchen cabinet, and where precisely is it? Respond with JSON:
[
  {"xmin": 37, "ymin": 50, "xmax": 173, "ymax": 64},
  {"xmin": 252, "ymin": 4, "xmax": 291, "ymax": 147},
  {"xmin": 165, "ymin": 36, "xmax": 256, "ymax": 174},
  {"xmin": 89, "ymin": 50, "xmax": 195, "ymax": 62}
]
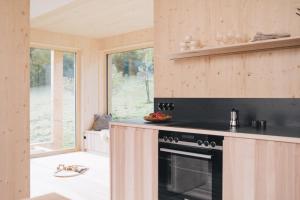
[
  {"xmin": 223, "ymin": 137, "xmax": 300, "ymax": 200},
  {"xmin": 110, "ymin": 125, "xmax": 159, "ymax": 200}
]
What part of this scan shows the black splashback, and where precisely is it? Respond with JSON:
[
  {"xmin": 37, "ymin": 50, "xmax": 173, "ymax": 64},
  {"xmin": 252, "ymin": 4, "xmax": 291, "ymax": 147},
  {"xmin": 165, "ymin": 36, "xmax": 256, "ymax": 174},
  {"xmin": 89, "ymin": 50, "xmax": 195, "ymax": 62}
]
[{"xmin": 154, "ymin": 98, "xmax": 300, "ymax": 127}]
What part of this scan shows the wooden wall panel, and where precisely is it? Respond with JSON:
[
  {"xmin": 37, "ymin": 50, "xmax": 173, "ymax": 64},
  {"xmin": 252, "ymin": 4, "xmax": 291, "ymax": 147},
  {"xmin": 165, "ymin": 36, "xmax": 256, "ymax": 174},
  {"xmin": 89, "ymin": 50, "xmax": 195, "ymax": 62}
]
[
  {"xmin": 0, "ymin": 0, "xmax": 30, "ymax": 199},
  {"xmin": 99, "ymin": 28, "xmax": 153, "ymax": 51},
  {"xmin": 154, "ymin": 0, "xmax": 300, "ymax": 98}
]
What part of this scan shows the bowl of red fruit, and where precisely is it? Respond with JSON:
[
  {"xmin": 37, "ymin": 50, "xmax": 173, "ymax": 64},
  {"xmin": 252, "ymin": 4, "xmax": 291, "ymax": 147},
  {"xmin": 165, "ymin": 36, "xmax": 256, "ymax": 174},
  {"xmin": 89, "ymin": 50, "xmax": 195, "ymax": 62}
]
[{"xmin": 144, "ymin": 112, "xmax": 172, "ymax": 123}]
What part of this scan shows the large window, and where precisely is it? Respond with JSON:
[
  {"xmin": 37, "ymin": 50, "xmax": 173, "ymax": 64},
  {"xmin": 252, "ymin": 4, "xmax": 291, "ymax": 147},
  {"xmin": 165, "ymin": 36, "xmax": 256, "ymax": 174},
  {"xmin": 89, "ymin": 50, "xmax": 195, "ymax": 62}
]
[
  {"xmin": 107, "ymin": 48, "xmax": 154, "ymax": 120},
  {"xmin": 30, "ymin": 48, "xmax": 76, "ymax": 155},
  {"xmin": 30, "ymin": 48, "xmax": 52, "ymax": 144}
]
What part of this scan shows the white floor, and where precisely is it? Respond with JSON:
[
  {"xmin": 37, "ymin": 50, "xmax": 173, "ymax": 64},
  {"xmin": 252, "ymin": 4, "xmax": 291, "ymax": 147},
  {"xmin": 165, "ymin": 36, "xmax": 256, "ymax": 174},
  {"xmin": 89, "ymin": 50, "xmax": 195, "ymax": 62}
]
[{"xmin": 31, "ymin": 152, "xmax": 110, "ymax": 200}]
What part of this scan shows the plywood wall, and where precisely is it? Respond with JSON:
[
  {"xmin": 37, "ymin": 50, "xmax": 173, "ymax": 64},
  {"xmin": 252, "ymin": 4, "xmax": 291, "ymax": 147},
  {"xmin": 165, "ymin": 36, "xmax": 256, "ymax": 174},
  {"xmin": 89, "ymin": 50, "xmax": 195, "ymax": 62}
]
[
  {"xmin": 99, "ymin": 28, "xmax": 153, "ymax": 51},
  {"xmin": 0, "ymin": 0, "xmax": 30, "ymax": 199},
  {"xmin": 154, "ymin": 0, "xmax": 300, "ymax": 98}
]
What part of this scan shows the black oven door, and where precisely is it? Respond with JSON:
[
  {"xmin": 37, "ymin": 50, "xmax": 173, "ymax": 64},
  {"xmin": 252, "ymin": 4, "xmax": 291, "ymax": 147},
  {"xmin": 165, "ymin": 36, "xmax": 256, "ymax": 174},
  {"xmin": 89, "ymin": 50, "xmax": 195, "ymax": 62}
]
[{"xmin": 159, "ymin": 143, "xmax": 222, "ymax": 200}]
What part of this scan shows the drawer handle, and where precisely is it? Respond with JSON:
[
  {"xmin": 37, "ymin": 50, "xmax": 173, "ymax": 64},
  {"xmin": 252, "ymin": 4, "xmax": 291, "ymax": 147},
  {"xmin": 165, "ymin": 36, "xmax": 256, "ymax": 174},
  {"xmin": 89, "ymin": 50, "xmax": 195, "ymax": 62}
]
[{"xmin": 160, "ymin": 148, "xmax": 212, "ymax": 160}]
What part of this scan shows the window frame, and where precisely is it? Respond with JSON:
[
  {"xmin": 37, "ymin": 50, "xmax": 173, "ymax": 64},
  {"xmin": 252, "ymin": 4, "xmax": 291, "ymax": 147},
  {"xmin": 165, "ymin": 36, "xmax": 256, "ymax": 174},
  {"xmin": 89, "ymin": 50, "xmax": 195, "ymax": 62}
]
[
  {"xmin": 106, "ymin": 45, "xmax": 154, "ymax": 118},
  {"xmin": 29, "ymin": 44, "xmax": 81, "ymax": 158}
]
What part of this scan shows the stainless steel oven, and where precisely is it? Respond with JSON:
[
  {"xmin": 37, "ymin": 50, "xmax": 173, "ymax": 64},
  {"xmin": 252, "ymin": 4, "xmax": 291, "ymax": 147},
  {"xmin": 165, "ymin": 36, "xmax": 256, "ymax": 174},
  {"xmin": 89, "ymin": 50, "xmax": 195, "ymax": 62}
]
[{"xmin": 159, "ymin": 131, "xmax": 223, "ymax": 200}]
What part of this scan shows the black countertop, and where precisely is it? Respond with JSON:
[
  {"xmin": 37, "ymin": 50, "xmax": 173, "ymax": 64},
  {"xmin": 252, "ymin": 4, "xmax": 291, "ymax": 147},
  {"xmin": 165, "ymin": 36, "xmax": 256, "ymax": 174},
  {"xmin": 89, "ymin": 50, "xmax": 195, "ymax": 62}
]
[
  {"xmin": 112, "ymin": 119, "xmax": 300, "ymax": 139},
  {"xmin": 161, "ymin": 121, "xmax": 300, "ymax": 138}
]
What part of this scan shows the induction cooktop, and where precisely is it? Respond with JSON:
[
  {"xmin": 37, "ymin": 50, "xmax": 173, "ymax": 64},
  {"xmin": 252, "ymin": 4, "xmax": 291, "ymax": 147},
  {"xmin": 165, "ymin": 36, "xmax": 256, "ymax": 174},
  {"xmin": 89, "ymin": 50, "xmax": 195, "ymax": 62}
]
[
  {"xmin": 162, "ymin": 121, "xmax": 300, "ymax": 139},
  {"xmin": 166, "ymin": 121, "xmax": 231, "ymax": 131}
]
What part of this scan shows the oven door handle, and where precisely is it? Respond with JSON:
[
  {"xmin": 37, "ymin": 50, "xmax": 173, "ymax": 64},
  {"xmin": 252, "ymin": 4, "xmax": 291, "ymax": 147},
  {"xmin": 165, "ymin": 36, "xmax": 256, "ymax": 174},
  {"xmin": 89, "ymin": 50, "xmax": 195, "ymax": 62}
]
[{"xmin": 160, "ymin": 148, "xmax": 212, "ymax": 160}]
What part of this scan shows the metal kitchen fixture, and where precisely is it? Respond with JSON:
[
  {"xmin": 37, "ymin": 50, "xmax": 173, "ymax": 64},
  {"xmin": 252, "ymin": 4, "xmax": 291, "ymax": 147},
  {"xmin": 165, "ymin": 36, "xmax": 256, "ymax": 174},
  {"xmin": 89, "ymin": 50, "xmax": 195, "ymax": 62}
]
[
  {"xmin": 159, "ymin": 130, "xmax": 223, "ymax": 200},
  {"xmin": 229, "ymin": 108, "xmax": 239, "ymax": 127}
]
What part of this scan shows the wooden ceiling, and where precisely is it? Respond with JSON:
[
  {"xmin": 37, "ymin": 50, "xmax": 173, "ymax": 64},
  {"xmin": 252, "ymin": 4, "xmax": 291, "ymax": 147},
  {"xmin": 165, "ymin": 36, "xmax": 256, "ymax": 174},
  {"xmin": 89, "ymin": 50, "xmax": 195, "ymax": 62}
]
[
  {"xmin": 30, "ymin": 0, "xmax": 75, "ymax": 18},
  {"xmin": 30, "ymin": 0, "xmax": 153, "ymax": 38}
]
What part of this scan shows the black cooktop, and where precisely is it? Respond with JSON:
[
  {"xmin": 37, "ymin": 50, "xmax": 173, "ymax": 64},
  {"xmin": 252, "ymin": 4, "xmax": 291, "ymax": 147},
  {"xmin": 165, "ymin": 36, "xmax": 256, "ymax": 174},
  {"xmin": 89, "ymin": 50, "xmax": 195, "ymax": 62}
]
[
  {"xmin": 160, "ymin": 121, "xmax": 300, "ymax": 139},
  {"xmin": 166, "ymin": 121, "xmax": 230, "ymax": 131}
]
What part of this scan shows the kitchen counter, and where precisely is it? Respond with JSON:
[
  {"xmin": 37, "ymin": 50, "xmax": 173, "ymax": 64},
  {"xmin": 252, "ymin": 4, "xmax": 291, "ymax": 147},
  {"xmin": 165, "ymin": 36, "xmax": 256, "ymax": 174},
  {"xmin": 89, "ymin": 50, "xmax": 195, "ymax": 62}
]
[{"xmin": 110, "ymin": 120, "xmax": 300, "ymax": 144}]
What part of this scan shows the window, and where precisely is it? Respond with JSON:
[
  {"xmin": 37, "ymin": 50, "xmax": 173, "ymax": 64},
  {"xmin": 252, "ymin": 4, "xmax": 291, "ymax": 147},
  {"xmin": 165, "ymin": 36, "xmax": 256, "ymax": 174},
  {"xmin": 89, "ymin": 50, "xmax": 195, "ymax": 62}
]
[
  {"xmin": 30, "ymin": 48, "xmax": 52, "ymax": 144},
  {"xmin": 30, "ymin": 48, "xmax": 76, "ymax": 155},
  {"xmin": 107, "ymin": 48, "xmax": 154, "ymax": 120}
]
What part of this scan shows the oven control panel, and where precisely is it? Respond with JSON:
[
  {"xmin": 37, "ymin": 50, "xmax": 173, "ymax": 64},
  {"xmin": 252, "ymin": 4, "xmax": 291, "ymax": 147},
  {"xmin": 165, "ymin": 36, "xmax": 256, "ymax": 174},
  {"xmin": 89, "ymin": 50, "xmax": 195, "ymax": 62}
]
[{"xmin": 159, "ymin": 130, "xmax": 223, "ymax": 150}]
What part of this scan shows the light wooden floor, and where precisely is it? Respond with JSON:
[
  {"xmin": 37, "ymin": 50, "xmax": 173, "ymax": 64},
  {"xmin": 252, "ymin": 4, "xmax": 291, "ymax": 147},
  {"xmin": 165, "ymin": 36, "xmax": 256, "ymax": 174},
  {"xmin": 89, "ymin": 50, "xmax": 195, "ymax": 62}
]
[{"xmin": 31, "ymin": 152, "xmax": 110, "ymax": 200}]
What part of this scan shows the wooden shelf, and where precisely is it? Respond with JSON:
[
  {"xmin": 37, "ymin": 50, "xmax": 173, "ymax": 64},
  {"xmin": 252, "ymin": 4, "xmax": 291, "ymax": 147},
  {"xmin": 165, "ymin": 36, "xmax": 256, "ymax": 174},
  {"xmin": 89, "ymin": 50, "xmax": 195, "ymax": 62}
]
[{"xmin": 170, "ymin": 36, "xmax": 300, "ymax": 60}]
